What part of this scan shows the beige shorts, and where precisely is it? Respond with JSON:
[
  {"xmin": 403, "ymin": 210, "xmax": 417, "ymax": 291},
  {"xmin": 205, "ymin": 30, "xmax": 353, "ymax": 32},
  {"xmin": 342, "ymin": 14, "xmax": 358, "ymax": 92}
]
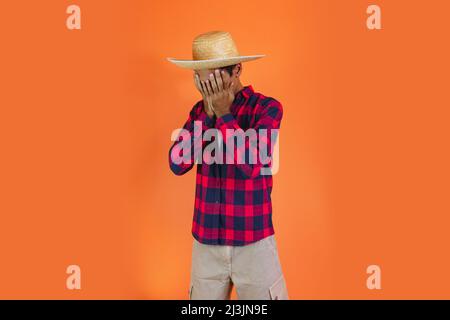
[{"xmin": 188, "ymin": 235, "xmax": 289, "ymax": 300}]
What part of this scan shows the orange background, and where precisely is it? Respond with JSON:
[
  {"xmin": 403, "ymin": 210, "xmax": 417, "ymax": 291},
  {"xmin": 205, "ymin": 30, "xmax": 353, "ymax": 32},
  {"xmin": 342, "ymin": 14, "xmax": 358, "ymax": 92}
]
[{"xmin": 0, "ymin": 0, "xmax": 449, "ymax": 299}]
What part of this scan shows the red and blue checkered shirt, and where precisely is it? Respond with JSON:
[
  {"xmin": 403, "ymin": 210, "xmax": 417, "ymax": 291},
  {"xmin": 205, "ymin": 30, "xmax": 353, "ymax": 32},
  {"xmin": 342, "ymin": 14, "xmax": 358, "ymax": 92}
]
[{"xmin": 169, "ymin": 85, "xmax": 283, "ymax": 246}]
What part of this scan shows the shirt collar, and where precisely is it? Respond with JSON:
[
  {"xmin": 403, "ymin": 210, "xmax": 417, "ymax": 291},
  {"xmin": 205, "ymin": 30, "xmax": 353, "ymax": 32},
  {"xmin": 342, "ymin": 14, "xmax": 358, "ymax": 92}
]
[
  {"xmin": 236, "ymin": 85, "xmax": 254, "ymax": 99},
  {"xmin": 230, "ymin": 85, "xmax": 254, "ymax": 114}
]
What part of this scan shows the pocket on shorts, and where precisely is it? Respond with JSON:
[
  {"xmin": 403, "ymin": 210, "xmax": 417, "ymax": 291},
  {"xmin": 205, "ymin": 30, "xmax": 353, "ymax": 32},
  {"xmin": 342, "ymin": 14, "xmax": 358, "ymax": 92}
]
[
  {"xmin": 188, "ymin": 284, "xmax": 194, "ymax": 300},
  {"xmin": 269, "ymin": 275, "xmax": 289, "ymax": 300}
]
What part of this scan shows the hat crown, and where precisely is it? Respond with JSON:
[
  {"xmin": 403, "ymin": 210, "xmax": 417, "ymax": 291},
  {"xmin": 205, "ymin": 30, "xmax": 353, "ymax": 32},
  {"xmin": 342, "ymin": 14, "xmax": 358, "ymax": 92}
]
[{"xmin": 192, "ymin": 31, "xmax": 240, "ymax": 61}]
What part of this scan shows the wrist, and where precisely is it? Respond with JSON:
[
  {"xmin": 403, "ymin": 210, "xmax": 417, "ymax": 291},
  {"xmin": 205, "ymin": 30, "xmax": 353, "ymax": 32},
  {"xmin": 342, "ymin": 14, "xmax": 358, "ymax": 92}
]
[
  {"xmin": 215, "ymin": 113, "xmax": 235, "ymax": 130},
  {"xmin": 213, "ymin": 102, "xmax": 232, "ymax": 118},
  {"xmin": 215, "ymin": 110, "xmax": 230, "ymax": 118}
]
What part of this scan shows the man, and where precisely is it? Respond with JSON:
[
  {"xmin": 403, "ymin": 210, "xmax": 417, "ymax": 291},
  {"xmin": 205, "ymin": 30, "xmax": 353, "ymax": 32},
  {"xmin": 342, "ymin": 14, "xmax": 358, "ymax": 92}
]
[{"xmin": 167, "ymin": 31, "xmax": 288, "ymax": 300}]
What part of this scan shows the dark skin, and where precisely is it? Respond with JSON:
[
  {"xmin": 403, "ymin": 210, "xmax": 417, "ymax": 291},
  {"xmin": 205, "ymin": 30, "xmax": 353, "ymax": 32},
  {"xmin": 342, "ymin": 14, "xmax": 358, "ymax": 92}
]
[{"xmin": 193, "ymin": 63, "xmax": 244, "ymax": 118}]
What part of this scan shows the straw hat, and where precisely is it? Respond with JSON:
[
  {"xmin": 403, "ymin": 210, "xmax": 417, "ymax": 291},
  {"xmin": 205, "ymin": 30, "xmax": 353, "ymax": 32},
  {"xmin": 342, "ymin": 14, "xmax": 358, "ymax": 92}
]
[{"xmin": 167, "ymin": 31, "xmax": 265, "ymax": 70}]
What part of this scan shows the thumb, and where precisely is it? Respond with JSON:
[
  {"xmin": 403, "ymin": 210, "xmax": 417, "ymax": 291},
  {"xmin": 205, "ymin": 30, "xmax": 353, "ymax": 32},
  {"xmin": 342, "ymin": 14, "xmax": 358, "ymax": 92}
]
[{"xmin": 207, "ymin": 96, "xmax": 214, "ymax": 111}]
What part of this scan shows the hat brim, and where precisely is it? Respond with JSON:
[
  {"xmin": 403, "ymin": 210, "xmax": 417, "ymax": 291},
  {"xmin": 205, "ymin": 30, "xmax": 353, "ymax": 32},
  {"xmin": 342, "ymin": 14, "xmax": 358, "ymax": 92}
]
[{"xmin": 166, "ymin": 55, "xmax": 265, "ymax": 70}]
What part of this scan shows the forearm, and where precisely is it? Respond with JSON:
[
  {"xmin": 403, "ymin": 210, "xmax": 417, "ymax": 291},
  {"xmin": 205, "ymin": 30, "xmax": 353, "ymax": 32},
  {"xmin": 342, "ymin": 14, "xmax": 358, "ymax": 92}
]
[{"xmin": 169, "ymin": 109, "xmax": 215, "ymax": 175}]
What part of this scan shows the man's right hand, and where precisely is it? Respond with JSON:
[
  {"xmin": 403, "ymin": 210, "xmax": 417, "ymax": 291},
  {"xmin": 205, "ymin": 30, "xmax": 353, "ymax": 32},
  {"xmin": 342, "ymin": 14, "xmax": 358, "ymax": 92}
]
[{"xmin": 194, "ymin": 73, "xmax": 215, "ymax": 118}]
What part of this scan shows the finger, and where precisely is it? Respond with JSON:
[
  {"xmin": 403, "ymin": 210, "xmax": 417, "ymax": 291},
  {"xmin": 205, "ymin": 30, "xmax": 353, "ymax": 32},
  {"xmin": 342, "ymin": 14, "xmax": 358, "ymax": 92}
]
[
  {"xmin": 215, "ymin": 69, "xmax": 224, "ymax": 91},
  {"xmin": 204, "ymin": 98, "xmax": 211, "ymax": 112},
  {"xmin": 204, "ymin": 95, "xmax": 213, "ymax": 113},
  {"xmin": 196, "ymin": 74, "xmax": 208, "ymax": 99},
  {"xmin": 228, "ymin": 79, "xmax": 234, "ymax": 90},
  {"xmin": 201, "ymin": 81, "xmax": 210, "ymax": 96},
  {"xmin": 207, "ymin": 96, "xmax": 214, "ymax": 111},
  {"xmin": 229, "ymin": 81, "xmax": 234, "ymax": 92},
  {"xmin": 194, "ymin": 73, "xmax": 200, "ymax": 88},
  {"xmin": 194, "ymin": 73, "xmax": 202, "ymax": 92},
  {"xmin": 209, "ymin": 73, "xmax": 219, "ymax": 94},
  {"xmin": 205, "ymin": 80, "xmax": 214, "ymax": 96},
  {"xmin": 207, "ymin": 97, "xmax": 215, "ymax": 112},
  {"xmin": 220, "ymin": 70, "xmax": 231, "ymax": 89}
]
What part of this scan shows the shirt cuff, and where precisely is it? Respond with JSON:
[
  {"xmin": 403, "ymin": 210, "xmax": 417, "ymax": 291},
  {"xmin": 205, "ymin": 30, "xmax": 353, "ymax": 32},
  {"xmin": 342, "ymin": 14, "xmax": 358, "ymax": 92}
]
[
  {"xmin": 215, "ymin": 113, "xmax": 235, "ymax": 128},
  {"xmin": 198, "ymin": 112, "xmax": 216, "ymax": 128}
]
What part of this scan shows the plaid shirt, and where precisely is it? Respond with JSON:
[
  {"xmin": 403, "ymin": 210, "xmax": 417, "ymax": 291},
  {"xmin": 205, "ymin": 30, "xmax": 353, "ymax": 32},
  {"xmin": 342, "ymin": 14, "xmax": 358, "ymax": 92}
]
[{"xmin": 169, "ymin": 85, "xmax": 283, "ymax": 246}]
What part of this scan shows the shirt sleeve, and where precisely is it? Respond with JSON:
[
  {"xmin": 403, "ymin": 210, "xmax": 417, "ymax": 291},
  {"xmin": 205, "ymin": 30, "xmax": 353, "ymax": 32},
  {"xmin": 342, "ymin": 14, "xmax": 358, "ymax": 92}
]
[
  {"xmin": 168, "ymin": 101, "xmax": 215, "ymax": 175},
  {"xmin": 214, "ymin": 98, "xmax": 283, "ymax": 179}
]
